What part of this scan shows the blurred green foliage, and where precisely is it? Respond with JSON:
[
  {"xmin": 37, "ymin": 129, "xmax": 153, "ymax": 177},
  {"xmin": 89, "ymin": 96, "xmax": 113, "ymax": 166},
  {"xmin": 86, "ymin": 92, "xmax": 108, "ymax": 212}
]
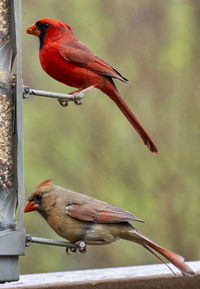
[{"xmin": 21, "ymin": 0, "xmax": 200, "ymax": 274}]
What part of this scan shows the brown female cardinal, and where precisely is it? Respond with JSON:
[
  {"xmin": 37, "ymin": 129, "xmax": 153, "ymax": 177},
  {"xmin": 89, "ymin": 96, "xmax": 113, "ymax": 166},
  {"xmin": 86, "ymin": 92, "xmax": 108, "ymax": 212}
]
[
  {"xmin": 26, "ymin": 18, "xmax": 158, "ymax": 154},
  {"xmin": 24, "ymin": 179, "xmax": 193, "ymax": 276}
]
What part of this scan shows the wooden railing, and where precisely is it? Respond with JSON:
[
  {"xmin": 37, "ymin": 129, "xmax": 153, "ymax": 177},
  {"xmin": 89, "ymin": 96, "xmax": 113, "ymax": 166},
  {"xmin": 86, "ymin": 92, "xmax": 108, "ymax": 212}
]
[{"xmin": 1, "ymin": 261, "xmax": 200, "ymax": 289}]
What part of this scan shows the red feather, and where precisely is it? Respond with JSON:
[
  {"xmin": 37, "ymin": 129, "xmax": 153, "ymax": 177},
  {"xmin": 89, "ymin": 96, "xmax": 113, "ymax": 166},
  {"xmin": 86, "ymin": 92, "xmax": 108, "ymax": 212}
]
[{"xmin": 36, "ymin": 179, "xmax": 54, "ymax": 190}]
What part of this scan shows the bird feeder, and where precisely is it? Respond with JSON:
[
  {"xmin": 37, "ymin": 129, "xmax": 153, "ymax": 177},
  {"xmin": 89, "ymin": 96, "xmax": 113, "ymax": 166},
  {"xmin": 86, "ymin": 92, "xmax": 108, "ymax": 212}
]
[{"xmin": 0, "ymin": 0, "xmax": 25, "ymax": 282}]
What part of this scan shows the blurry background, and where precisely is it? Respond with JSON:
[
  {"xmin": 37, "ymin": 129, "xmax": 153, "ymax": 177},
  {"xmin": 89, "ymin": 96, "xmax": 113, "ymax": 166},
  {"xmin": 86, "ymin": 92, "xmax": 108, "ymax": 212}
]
[{"xmin": 21, "ymin": 0, "xmax": 200, "ymax": 274}]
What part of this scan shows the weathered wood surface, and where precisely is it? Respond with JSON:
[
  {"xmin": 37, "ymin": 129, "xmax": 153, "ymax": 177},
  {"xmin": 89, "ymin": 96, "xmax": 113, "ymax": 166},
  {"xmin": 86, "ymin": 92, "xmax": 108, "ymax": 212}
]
[{"xmin": 1, "ymin": 261, "xmax": 200, "ymax": 289}]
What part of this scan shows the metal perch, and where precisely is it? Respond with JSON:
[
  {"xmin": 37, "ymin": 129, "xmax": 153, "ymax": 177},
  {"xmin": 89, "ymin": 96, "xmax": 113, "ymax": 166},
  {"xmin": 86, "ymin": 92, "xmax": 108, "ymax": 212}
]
[{"xmin": 23, "ymin": 86, "xmax": 85, "ymax": 103}]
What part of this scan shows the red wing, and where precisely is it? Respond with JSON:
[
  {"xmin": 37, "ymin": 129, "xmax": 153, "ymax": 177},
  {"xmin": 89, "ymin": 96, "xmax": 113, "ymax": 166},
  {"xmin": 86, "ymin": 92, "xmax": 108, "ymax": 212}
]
[
  {"xmin": 59, "ymin": 41, "xmax": 128, "ymax": 82},
  {"xmin": 66, "ymin": 202, "xmax": 143, "ymax": 223}
]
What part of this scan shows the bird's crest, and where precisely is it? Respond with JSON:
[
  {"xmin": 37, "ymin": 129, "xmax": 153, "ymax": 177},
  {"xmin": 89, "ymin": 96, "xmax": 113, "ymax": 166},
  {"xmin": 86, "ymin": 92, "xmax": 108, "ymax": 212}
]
[
  {"xmin": 27, "ymin": 179, "xmax": 54, "ymax": 200},
  {"xmin": 37, "ymin": 18, "xmax": 73, "ymax": 31},
  {"xmin": 64, "ymin": 23, "xmax": 73, "ymax": 31},
  {"xmin": 36, "ymin": 179, "xmax": 54, "ymax": 190}
]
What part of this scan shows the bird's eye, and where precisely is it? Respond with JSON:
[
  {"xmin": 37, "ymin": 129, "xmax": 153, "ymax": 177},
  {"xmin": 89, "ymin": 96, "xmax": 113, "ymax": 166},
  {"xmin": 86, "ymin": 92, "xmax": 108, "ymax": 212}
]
[
  {"xmin": 35, "ymin": 194, "xmax": 42, "ymax": 201},
  {"xmin": 43, "ymin": 23, "xmax": 50, "ymax": 29}
]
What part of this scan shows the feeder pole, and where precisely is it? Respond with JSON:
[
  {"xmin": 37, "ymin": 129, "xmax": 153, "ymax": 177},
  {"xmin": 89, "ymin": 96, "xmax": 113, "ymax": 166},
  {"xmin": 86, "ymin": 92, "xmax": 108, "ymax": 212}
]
[{"xmin": 0, "ymin": 0, "xmax": 25, "ymax": 282}]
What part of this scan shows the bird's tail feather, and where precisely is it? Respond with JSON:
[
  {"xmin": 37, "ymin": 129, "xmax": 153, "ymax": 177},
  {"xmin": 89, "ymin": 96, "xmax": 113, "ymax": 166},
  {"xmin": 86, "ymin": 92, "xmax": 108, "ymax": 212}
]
[
  {"xmin": 101, "ymin": 80, "xmax": 158, "ymax": 154},
  {"xmin": 122, "ymin": 229, "xmax": 194, "ymax": 276}
]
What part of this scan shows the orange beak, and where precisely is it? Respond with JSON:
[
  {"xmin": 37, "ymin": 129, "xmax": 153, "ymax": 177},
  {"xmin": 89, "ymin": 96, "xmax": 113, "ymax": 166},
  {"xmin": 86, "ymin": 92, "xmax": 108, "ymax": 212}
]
[
  {"xmin": 26, "ymin": 24, "xmax": 40, "ymax": 36},
  {"xmin": 24, "ymin": 201, "xmax": 40, "ymax": 213}
]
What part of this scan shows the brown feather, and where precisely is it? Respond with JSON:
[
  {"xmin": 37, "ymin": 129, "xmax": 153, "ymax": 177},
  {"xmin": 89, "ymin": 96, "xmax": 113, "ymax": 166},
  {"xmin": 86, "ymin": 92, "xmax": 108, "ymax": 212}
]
[{"xmin": 66, "ymin": 202, "xmax": 143, "ymax": 223}]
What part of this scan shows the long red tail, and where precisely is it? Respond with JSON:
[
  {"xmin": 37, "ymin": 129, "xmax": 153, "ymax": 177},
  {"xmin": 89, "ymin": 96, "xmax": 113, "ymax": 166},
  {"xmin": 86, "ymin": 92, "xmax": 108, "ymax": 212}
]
[
  {"xmin": 101, "ymin": 80, "xmax": 158, "ymax": 154},
  {"xmin": 122, "ymin": 229, "xmax": 194, "ymax": 275},
  {"xmin": 142, "ymin": 237, "xmax": 194, "ymax": 276}
]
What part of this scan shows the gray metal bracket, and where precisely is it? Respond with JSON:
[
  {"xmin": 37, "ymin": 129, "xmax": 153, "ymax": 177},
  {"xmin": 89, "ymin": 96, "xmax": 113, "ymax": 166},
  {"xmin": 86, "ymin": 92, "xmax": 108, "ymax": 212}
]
[{"xmin": 0, "ymin": 230, "xmax": 26, "ymax": 255}]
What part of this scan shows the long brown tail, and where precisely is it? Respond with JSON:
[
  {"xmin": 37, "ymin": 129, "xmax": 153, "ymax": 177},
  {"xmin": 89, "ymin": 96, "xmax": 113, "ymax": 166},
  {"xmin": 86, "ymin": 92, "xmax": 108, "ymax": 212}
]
[
  {"xmin": 101, "ymin": 80, "xmax": 158, "ymax": 154},
  {"xmin": 122, "ymin": 229, "xmax": 194, "ymax": 275}
]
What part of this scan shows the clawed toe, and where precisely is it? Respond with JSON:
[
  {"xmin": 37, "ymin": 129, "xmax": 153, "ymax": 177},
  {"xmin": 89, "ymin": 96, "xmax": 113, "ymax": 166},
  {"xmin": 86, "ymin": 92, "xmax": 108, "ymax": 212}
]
[
  {"xmin": 74, "ymin": 99, "xmax": 82, "ymax": 105},
  {"xmin": 66, "ymin": 247, "xmax": 70, "ymax": 255},
  {"xmin": 72, "ymin": 92, "xmax": 84, "ymax": 105},
  {"xmin": 57, "ymin": 96, "xmax": 82, "ymax": 106},
  {"xmin": 70, "ymin": 247, "xmax": 77, "ymax": 253},
  {"xmin": 66, "ymin": 246, "xmax": 77, "ymax": 255},
  {"xmin": 58, "ymin": 98, "xmax": 69, "ymax": 107}
]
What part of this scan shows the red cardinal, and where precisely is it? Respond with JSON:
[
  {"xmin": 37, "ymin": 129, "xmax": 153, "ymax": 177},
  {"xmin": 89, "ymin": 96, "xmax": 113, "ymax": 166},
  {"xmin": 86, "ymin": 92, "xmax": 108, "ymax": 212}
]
[
  {"xmin": 24, "ymin": 179, "xmax": 194, "ymax": 276},
  {"xmin": 26, "ymin": 18, "xmax": 158, "ymax": 154}
]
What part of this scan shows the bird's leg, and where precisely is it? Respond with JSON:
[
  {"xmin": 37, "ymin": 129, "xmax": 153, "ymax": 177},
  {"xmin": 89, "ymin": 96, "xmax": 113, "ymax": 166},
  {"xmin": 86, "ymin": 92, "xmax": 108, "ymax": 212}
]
[
  {"xmin": 73, "ymin": 85, "xmax": 95, "ymax": 105},
  {"xmin": 58, "ymin": 85, "xmax": 95, "ymax": 107}
]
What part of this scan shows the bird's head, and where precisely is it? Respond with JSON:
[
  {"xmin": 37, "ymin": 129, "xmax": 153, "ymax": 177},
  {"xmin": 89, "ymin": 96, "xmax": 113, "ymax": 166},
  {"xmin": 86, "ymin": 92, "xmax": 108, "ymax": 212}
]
[
  {"xmin": 24, "ymin": 179, "xmax": 54, "ymax": 215},
  {"xmin": 26, "ymin": 18, "xmax": 73, "ymax": 49}
]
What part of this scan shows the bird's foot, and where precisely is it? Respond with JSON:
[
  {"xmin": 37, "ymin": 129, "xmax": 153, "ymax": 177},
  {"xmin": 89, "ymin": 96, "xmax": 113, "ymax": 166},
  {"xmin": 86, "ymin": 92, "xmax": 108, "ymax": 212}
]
[
  {"xmin": 71, "ymin": 85, "xmax": 95, "ymax": 105},
  {"xmin": 58, "ymin": 98, "xmax": 69, "ymax": 107},
  {"xmin": 65, "ymin": 241, "xmax": 86, "ymax": 255},
  {"xmin": 75, "ymin": 241, "xmax": 87, "ymax": 254},
  {"xmin": 74, "ymin": 98, "xmax": 82, "ymax": 105},
  {"xmin": 58, "ymin": 85, "xmax": 95, "ymax": 107},
  {"xmin": 72, "ymin": 92, "xmax": 84, "ymax": 105},
  {"xmin": 66, "ymin": 246, "xmax": 76, "ymax": 255}
]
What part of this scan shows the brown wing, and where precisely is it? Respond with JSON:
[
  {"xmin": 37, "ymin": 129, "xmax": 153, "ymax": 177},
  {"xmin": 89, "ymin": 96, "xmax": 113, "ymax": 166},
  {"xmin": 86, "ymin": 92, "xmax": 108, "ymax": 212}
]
[
  {"xmin": 66, "ymin": 201, "xmax": 143, "ymax": 223},
  {"xmin": 59, "ymin": 40, "xmax": 128, "ymax": 82}
]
